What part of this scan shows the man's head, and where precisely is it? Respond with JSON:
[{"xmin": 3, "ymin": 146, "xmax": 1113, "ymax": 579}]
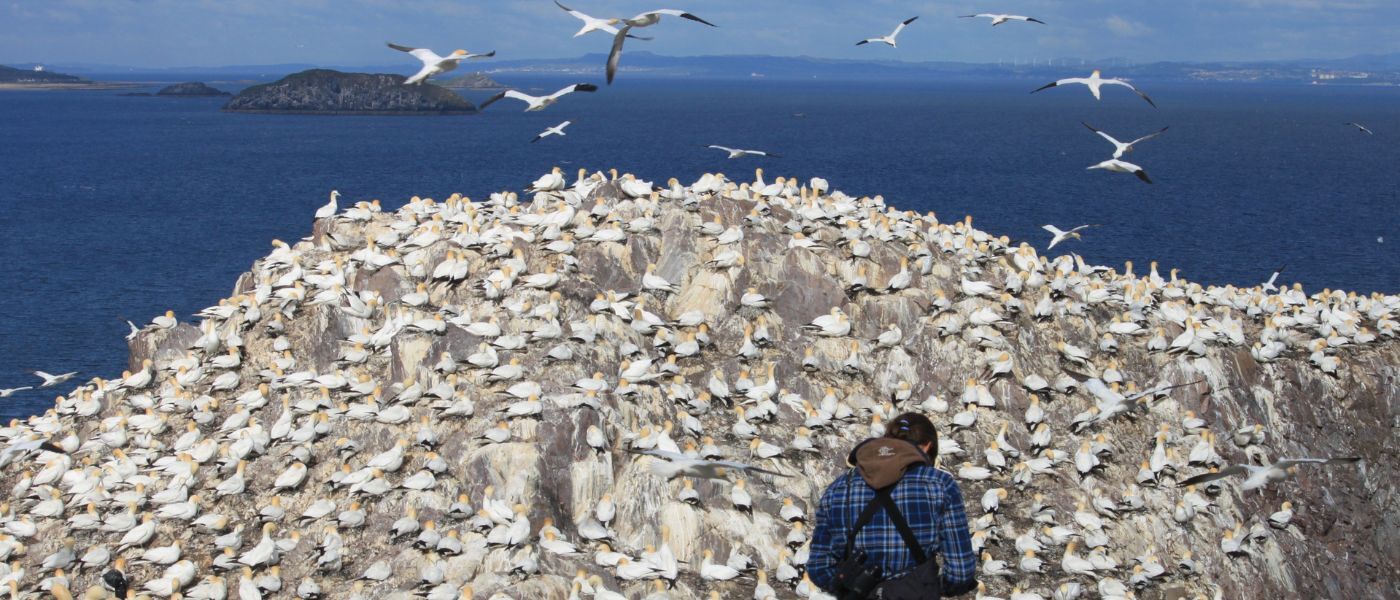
[{"xmin": 885, "ymin": 412, "xmax": 938, "ymax": 455}]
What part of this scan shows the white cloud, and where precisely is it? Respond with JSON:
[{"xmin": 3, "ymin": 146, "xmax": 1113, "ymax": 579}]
[{"xmin": 1104, "ymin": 16, "xmax": 1153, "ymax": 37}]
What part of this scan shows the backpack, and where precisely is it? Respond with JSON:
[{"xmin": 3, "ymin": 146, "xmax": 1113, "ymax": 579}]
[{"xmin": 830, "ymin": 483, "xmax": 942, "ymax": 600}]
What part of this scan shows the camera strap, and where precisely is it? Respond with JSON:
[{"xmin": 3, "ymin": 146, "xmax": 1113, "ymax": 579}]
[{"xmin": 843, "ymin": 484, "xmax": 928, "ymax": 564}]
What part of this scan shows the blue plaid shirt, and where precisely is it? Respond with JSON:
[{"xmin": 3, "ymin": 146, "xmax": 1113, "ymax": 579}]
[{"xmin": 808, "ymin": 464, "xmax": 977, "ymax": 593}]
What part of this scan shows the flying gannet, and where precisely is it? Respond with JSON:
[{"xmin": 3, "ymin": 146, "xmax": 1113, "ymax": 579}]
[
  {"xmin": 386, "ymin": 43, "xmax": 495, "ymax": 85},
  {"xmin": 480, "ymin": 84, "xmax": 599, "ymax": 112},
  {"xmin": 554, "ymin": 1, "xmax": 654, "ymax": 39},
  {"xmin": 959, "ymin": 13, "xmax": 1046, "ymax": 26},
  {"xmin": 1082, "ymin": 122, "xmax": 1168, "ymax": 159},
  {"xmin": 707, "ymin": 145, "xmax": 781, "ymax": 159},
  {"xmin": 1177, "ymin": 456, "xmax": 1361, "ymax": 491},
  {"xmin": 1345, "ymin": 122, "xmax": 1373, "ymax": 135},
  {"xmin": 630, "ymin": 449, "xmax": 788, "ymax": 481},
  {"xmin": 856, "ymin": 16, "xmax": 918, "ymax": 47},
  {"xmin": 1042, "ymin": 224, "xmax": 1097, "ymax": 250},
  {"xmin": 1087, "ymin": 158, "xmax": 1153, "ymax": 184},
  {"xmin": 1033, "ymin": 70, "xmax": 1157, "ymax": 108},
  {"xmin": 607, "ymin": 9, "xmax": 717, "ymax": 84},
  {"xmin": 532, "ymin": 121, "xmax": 573, "ymax": 143}
]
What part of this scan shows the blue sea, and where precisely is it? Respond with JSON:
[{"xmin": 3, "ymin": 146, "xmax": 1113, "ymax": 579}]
[{"xmin": 1, "ymin": 76, "xmax": 1397, "ymax": 419}]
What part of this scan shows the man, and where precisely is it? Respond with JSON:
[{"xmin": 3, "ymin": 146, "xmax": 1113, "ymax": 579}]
[{"xmin": 809, "ymin": 412, "xmax": 977, "ymax": 598}]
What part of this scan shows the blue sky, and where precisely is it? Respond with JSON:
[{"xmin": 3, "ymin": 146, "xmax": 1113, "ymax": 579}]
[{"xmin": 4, "ymin": 0, "xmax": 1398, "ymax": 68}]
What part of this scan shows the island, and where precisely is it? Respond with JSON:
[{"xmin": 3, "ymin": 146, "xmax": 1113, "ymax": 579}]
[
  {"xmin": 157, "ymin": 81, "xmax": 231, "ymax": 96},
  {"xmin": 436, "ymin": 71, "xmax": 507, "ymax": 89},
  {"xmin": 222, "ymin": 68, "xmax": 476, "ymax": 115}
]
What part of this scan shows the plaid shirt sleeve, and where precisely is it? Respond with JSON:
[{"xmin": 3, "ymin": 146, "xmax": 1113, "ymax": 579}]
[
  {"xmin": 935, "ymin": 474, "xmax": 978, "ymax": 593},
  {"xmin": 806, "ymin": 473, "xmax": 848, "ymax": 592}
]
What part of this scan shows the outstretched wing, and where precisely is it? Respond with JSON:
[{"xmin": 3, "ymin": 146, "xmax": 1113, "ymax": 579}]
[
  {"xmin": 552, "ymin": 83, "xmax": 598, "ymax": 99},
  {"xmin": 855, "ymin": 39, "xmax": 873, "ymax": 46},
  {"xmin": 386, "ymin": 42, "xmax": 439, "ymax": 64},
  {"xmin": 1273, "ymin": 457, "xmax": 1360, "ymax": 471},
  {"xmin": 1042, "ymin": 224, "xmax": 1066, "ymax": 237},
  {"xmin": 1068, "ymin": 224, "xmax": 1098, "ymax": 234},
  {"xmin": 1128, "ymin": 126, "xmax": 1169, "ymax": 146},
  {"xmin": 959, "ymin": 14, "xmax": 994, "ymax": 19},
  {"xmin": 478, "ymin": 90, "xmax": 523, "ymax": 110},
  {"xmin": 1081, "ymin": 121, "xmax": 1123, "ymax": 147},
  {"xmin": 1133, "ymin": 167, "xmax": 1153, "ymax": 184},
  {"xmin": 607, "ymin": 26, "xmax": 630, "ymax": 84},
  {"xmin": 714, "ymin": 459, "xmax": 789, "ymax": 478},
  {"xmin": 1106, "ymin": 79, "xmax": 1158, "ymax": 108},
  {"xmin": 640, "ymin": 9, "xmax": 717, "ymax": 27},
  {"xmin": 892, "ymin": 16, "xmax": 918, "ymax": 36},
  {"xmin": 1176, "ymin": 464, "xmax": 1250, "ymax": 487},
  {"xmin": 708, "ymin": 145, "xmax": 737, "ymax": 153},
  {"xmin": 1031, "ymin": 80, "xmax": 1061, "ymax": 94},
  {"xmin": 1025, "ymin": 17, "xmax": 1048, "ymax": 24},
  {"xmin": 554, "ymin": 0, "xmax": 588, "ymax": 20}
]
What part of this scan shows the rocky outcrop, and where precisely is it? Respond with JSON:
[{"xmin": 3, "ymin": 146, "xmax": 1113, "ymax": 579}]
[
  {"xmin": 222, "ymin": 69, "xmax": 476, "ymax": 115},
  {"xmin": 157, "ymin": 82, "xmax": 231, "ymax": 96},
  {"xmin": 0, "ymin": 64, "xmax": 84, "ymax": 83},
  {"xmin": 0, "ymin": 171, "xmax": 1395, "ymax": 600},
  {"xmin": 437, "ymin": 72, "xmax": 507, "ymax": 89}
]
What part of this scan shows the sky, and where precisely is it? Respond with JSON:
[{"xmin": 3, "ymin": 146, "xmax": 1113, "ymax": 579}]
[{"xmin": 3, "ymin": 0, "xmax": 1399, "ymax": 69}]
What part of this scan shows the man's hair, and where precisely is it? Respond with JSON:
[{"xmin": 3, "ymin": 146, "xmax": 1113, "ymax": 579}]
[{"xmin": 885, "ymin": 412, "xmax": 938, "ymax": 450}]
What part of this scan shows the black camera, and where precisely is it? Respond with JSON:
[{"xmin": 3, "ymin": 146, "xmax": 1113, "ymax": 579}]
[{"xmin": 833, "ymin": 549, "xmax": 884, "ymax": 600}]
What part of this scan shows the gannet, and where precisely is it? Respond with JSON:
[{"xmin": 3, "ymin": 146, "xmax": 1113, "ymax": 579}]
[
  {"xmin": 479, "ymin": 84, "xmax": 599, "ymax": 112},
  {"xmin": 315, "ymin": 190, "xmax": 339, "ymax": 220},
  {"xmin": 1082, "ymin": 122, "xmax": 1168, "ymax": 159},
  {"xmin": 1087, "ymin": 158, "xmax": 1153, "ymax": 184},
  {"xmin": 631, "ymin": 448, "xmax": 787, "ymax": 480},
  {"xmin": 856, "ymin": 16, "xmax": 918, "ymax": 47},
  {"xmin": 33, "ymin": 370, "xmax": 78, "ymax": 388},
  {"xmin": 707, "ymin": 145, "xmax": 781, "ymax": 159},
  {"xmin": 0, "ymin": 387, "xmax": 32, "ymax": 397},
  {"xmin": 960, "ymin": 13, "xmax": 1046, "ymax": 26},
  {"xmin": 1177, "ymin": 456, "xmax": 1361, "ymax": 491},
  {"xmin": 606, "ymin": 9, "xmax": 717, "ymax": 84},
  {"xmin": 553, "ymin": 1, "xmax": 656, "ymax": 38},
  {"xmin": 1041, "ymin": 224, "xmax": 1096, "ymax": 250},
  {"xmin": 1345, "ymin": 122, "xmax": 1373, "ymax": 135},
  {"xmin": 386, "ymin": 42, "xmax": 495, "ymax": 85},
  {"xmin": 1032, "ymin": 70, "xmax": 1157, "ymax": 108},
  {"xmin": 531, "ymin": 121, "xmax": 572, "ymax": 143}
]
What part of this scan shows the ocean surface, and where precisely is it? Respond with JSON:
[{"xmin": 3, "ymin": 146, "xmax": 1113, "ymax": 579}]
[{"xmin": 1, "ymin": 76, "xmax": 1397, "ymax": 419}]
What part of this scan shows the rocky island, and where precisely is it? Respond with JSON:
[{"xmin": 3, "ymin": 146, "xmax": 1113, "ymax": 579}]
[
  {"xmin": 437, "ymin": 71, "xmax": 508, "ymax": 90},
  {"xmin": 0, "ymin": 170, "xmax": 1394, "ymax": 599},
  {"xmin": 223, "ymin": 68, "xmax": 476, "ymax": 115},
  {"xmin": 157, "ymin": 81, "xmax": 231, "ymax": 96}
]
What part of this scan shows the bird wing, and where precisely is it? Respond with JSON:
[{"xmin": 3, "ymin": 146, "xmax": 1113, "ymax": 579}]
[
  {"xmin": 1132, "ymin": 166, "xmax": 1153, "ymax": 184},
  {"xmin": 1176, "ymin": 464, "xmax": 1251, "ymax": 487},
  {"xmin": 1025, "ymin": 17, "xmax": 1048, "ymax": 24},
  {"xmin": 1068, "ymin": 224, "xmax": 1097, "ymax": 234},
  {"xmin": 639, "ymin": 9, "xmax": 717, "ymax": 26},
  {"xmin": 557, "ymin": 120, "xmax": 573, "ymax": 129},
  {"xmin": 466, "ymin": 50, "xmax": 496, "ymax": 60},
  {"xmin": 1346, "ymin": 122, "xmax": 1374, "ymax": 134},
  {"xmin": 478, "ymin": 90, "xmax": 520, "ymax": 110},
  {"xmin": 1042, "ymin": 225, "xmax": 1066, "ymax": 237},
  {"xmin": 1080, "ymin": 122, "xmax": 1124, "ymax": 147},
  {"xmin": 607, "ymin": 26, "xmax": 631, "ymax": 84},
  {"xmin": 1273, "ymin": 457, "xmax": 1360, "ymax": 470},
  {"xmin": 713, "ymin": 459, "xmax": 789, "ymax": 478},
  {"xmin": 855, "ymin": 39, "xmax": 873, "ymax": 46},
  {"xmin": 750, "ymin": 150, "xmax": 779, "ymax": 157},
  {"xmin": 552, "ymin": 83, "xmax": 598, "ymax": 99},
  {"xmin": 708, "ymin": 145, "xmax": 737, "ymax": 153},
  {"xmin": 892, "ymin": 16, "xmax": 918, "ymax": 35},
  {"xmin": 1128, "ymin": 126, "xmax": 1169, "ymax": 146},
  {"xmin": 386, "ymin": 43, "xmax": 440, "ymax": 65},
  {"xmin": 1265, "ymin": 265, "xmax": 1284, "ymax": 287},
  {"xmin": 554, "ymin": 0, "xmax": 590, "ymax": 21},
  {"xmin": 960, "ymin": 14, "xmax": 995, "ymax": 19},
  {"xmin": 1105, "ymin": 79, "xmax": 1158, "ymax": 108},
  {"xmin": 1030, "ymin": 81, "xmax": 1061, "ymax": 94},
  {"xmin": 33, "ymin": 370, "xmax": 54, "ymax": 380}
]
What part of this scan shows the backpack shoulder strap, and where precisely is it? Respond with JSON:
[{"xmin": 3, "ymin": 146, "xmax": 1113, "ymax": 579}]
[
  {"xmin": 843, "ymin": 484, "xmax": 887, "ymax": 557},
  {"xmin": 875, "ymin": 486, "xmax": 928, "ymax": 564}
]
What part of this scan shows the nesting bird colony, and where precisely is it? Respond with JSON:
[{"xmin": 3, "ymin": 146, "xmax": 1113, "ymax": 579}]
[{"xmin": 1, "ymin": 169, "xmax": 1396, "ymax": 600}]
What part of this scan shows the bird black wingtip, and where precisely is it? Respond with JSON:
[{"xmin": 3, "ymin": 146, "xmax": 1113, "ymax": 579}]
[
  {"xmin": 903, "ymin": 16, "xmax": 919, "ymax": 24},
  {"xmin": 681, "ymin": 13, "xmax": 717, "ymax": 27},
  {"xmin": 1031, "ymin": 82, "xmax": 1056, "ymax": 94}
]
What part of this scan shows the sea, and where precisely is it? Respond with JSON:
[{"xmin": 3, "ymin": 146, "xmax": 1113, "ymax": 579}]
[{"xmin": 1, "ymin": 75, "xmax": 1397, "ymax": 419}]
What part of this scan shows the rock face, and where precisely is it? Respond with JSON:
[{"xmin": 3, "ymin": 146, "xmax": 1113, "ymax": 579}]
[
  {"xmin": 222, "ymin": 69, "xmax": 476, "ymax": 115},
  {"xmin": 437, "ymin": 72, "xmax": 507, "ymax": 89},
  {"xmin": 157, "ymin": 82, "xmax": 231, "ymax": 96},
  {"xmin": 0, "ymin": 170, "xmax": 1395, "ymax": 600}
]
